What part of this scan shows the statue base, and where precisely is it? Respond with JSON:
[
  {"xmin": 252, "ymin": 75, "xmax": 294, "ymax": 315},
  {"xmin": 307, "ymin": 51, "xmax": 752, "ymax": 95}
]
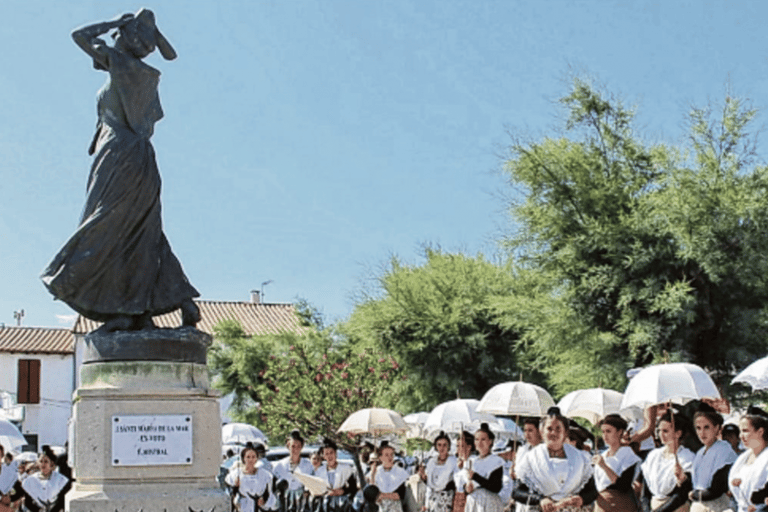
[{"xmin": 67, "ymin": 328, "xmax": 229, "ymax": 512}]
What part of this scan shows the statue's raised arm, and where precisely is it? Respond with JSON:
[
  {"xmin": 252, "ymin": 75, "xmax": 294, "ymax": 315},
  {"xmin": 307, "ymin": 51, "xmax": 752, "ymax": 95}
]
[{"xmin": 41, "ymin": 9, "xmax": 199, "ymax": 333}]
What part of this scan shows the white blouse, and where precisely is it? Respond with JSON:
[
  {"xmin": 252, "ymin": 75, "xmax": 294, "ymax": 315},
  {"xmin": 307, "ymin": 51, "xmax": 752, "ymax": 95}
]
[
  {"xmin": 594, "ymin": 446, "xmax": 641, "ymax": 492},
  {"xmin": 728, "ymin": 447, "xmax": 768, "ymax": 512},
  {"xmin": 273, "ymin": 457, "xmax": 316, "ymax": 492},
  {"xmin": 692, "ymin": 440, "xmax": 736, "ymax": 491},
  {"xmin": 226, "ymin": 467, "xmax": 277, "ymax": 512},
  {"xmin": 641, "ymin": 446, "xmax": 695, "ymax": 498}
]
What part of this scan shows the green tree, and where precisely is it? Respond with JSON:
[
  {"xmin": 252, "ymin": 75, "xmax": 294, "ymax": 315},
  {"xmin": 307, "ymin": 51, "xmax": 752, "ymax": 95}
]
[
  {"xmin": 502, "ymin": 79, "xmax": 768, "ymax": 394},
  {"xmin": 345, "ymin": 248, "xmax": 541, "ymax": 411},
  {"xmin": 208, "ymin": 306, "xmax": 402, "ymax": 454}
]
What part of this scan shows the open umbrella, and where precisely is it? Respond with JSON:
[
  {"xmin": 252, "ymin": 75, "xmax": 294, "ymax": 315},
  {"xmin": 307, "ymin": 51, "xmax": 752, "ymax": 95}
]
[
  {"xmin": 482, "ymin": 417, "xmax": 524, "ymax": 441},
  {"xmin": 221, "ymin": 422, "xmax": 268, "ymax": 446},
  {"xmin": 620, "ymin": 363, "xmax": 720, "ymax": 410},
  {"xmin": 732, "ymin": 356, "xmax": 768, "ymax": 391},
  {"xmin": 620, "ymin": 362, "xmax": 720, "ymax": 462},
  {"xmin": 557, "ymin": 388, "xmax": 626, "ymax": 425},
  {"xmin": 403, "ymin": 411, "xmax": 430, "ymax": 440},
  {"xmin": 0, "ymin": 417, "xmax": 26, "ymax": 450},
  {"xmin": 423, "ymin": 399, "xmax": 496, "ymax": 439},
  {"xmin": 476, "ymin": 381, "xmax": 555, "ymax": 417},
  {"xmin": 337, "ymin": 408, "xmax": 408, "ymax": 436},
  {"xmin": 338, "ymin": 408, "xmax": 408, "ymax": 486}
]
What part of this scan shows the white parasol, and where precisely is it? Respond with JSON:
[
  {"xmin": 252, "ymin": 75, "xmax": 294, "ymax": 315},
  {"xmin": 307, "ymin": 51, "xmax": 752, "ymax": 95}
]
[
  {"xmin": 557, "ymin": 388, "xmax": 627, "ymax": 425},
  {"xmin": 221, "ymin": 422, "xmax": 268, "ymax": 446},
  {"xmin": 403, "ymin": 411, "xmax": 430, "ymax": 439},
  {"xmin": 481, "ymin": 417, "xmax": 524, "ymax": 441},
  {"xmin": 620, "ymin": 362, "xmax": 720, "ymax": 410},
  {"xmin": 0, "ymin": 417, "xmax": 27, "ymax": 451},
  {"xmin": 337, "ymin": 408, "xmax": 408, "ymax": 436},
  {"xmin": 732, "ymin": 355, "xmax": 768, "ymax": 391},
  {"xmin": 476, "ymin": 381, "xmax": 556, "ymax": 417},
  {"xmin": 422, "ymin": 399, "xmax": 496, "ymax": 439},
  {"xmin": 620, "ymin": 362, "xmax": 720, "ymax": 463}
]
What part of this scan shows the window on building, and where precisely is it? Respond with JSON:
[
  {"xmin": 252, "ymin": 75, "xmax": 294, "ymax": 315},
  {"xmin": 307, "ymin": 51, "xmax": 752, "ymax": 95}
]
[
  {"xmin": 22, "ymin": 434, "xmax": 37, "ymax": 453},
  {"xmin": 17, "ymin": 359, "xmax": 40, "ymax": 404}
]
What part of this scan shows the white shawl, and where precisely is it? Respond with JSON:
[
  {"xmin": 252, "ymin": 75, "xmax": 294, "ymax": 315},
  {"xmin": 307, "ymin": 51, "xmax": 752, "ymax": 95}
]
[
  {"xmin": 516, "ymin": 443, "xmax": 592, "ymax": 501},
  {"xmin": 315, "ymin": 462, "xmax": 356, "ymax": 491},
  {"xmin": 692, "ymin": 440, "xmax": 737, "ymax": 490},
  {"xmin": 374, "ymin": 465, "xmax": 409, "ymax": 493},
  {"xmin": 425, "ymin": 455, "xmax": 458, "ymax": 492},
  {"xmin": 594, "ymin": 446, "xmax": 641, "ymax": 492},
  {"xmin": 0, "ymin": 460, "xmax": 19, "ymax": 494},
  {"xmin": 20, "ymin": 471, "xmax": 69, "ymax": 509},
  {"xmin": 728, "ymin": 447, "xmax": 768, "ymax": 512},
  {"xmin": 641, "ymin": 446, "xmax": 695, "ymax": 498},
  {"xmin": 273, "ymin": 457, "xmax": 315, "ymax": 492}
]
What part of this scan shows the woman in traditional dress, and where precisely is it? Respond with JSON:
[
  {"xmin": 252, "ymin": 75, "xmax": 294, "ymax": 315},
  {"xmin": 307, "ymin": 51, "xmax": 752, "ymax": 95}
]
[
  {"xmin": 42, "ymin": 9, "xmax": 200, "ymax": 331},
  {"xmin": 687, "ymin": 404, "xmax": 736, "ymax": 512},
  {"xmin": 453, "ymin": 431, "xmax": 475, "ymax": 512},
  {"xmin": 513, "ymin": 407, "xmax": 596, "ymax": 512},
  {"xmin": 637, "ymin": 410, "xmax": 694, "ymax": 512},
  {"xmin": 19, "ymin": 446, "xmax": 69, "ymax": 512},
  {"xmin": 274, "ymin": 430, "xmax": 315, "ymax": 512},
  {"xmin": 226, "ymin": 443, "xmax": 277, "ymax": 512},
  {"xmin": 315, "ymin": 439, "xmax": 357, "ymax": 512},
  {"xmin": 0, "ymin": 445, "xmax": 21, "ymax": 512},
  {"xmin": 370, "ymin": 441, "xmax": 409, "ymax": 512},
  {"xmin": 592, "ymin": 414, "xmax": 641, "ymax": 512},
  {"xmin": 464, "ymin": 423, "xmax": 505, "ymax": 512},
  {"xmin": 728, "ymin": 407, "xmax": 768, "ymax": 512},
  {"xmin": 419, "ymin": 431, "xmax": 458, "ymax": 512},
  {"xmin": 226, "ymin": 442, "xmax": 277, "ymax": 512}
]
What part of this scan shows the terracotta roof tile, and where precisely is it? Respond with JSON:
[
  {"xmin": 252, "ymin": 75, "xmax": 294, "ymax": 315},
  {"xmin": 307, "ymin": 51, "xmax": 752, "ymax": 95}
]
[
  {"xmin": 0, "ymin": 326, "xmax": 74, "ymax": 354},
  {"xmin": 72, "ymin": 300, "xmax": 304, "ymax": 336}
]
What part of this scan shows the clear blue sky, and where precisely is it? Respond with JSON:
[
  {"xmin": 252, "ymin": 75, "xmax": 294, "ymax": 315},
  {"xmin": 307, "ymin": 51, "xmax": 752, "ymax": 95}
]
[{"xmin": 2, "ymin": 0, "xmax": 767, "ymax": 328}]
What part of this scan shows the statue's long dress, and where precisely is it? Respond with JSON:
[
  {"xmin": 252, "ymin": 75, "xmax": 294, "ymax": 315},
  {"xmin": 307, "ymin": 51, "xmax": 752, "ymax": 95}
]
[{"xmin": 42, "ymin": 47, "xmax": 198, "ymax": 321}]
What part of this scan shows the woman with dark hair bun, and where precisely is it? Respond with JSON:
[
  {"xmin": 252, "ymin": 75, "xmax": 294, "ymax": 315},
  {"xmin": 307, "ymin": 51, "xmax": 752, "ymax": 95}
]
[
  {"xmin": 419, "ymin": 431, "xmax": 458, "ymax": 512},
  {"xmin": 370, "ymin": 441, "xmax": 409, "ymax": 512},
  {"xmin": 225, "ymin": 442, "xmax": 277, "ymax": 512},
  {"xmin": 513, "ymin": 407, "xmax": 596, "ymax": 512},
  {"xmin": 592, "ymin": 414, "xmax": 641, "ymax": 512},
  {"xmin": 452, "ymin": 431, "xmax": 475, "ymax": 512},
  {"xmin": 728, "ymin": 407, "xmax": 768, "ymax": 512},
  {"xmin": 19, "ymin": 446, "xmax": 69, "ymax": 512},
  {"xmin": 464, "ymin": 423, "xmax": 504, "ymax": 512},
  {"xmin": 637, "ymin": 410, "xmax": 694, "ymax": 512},
  {"xmin": 274, "ymin": 430, "xmax": 315, "ymax": 512},
  {"xmin": 688, "ymin": 404, "xmax": 736, "ymax": 512},
  {"xmin": 315, "ymin": 438, "xmax": 356, "ymax": 512}
]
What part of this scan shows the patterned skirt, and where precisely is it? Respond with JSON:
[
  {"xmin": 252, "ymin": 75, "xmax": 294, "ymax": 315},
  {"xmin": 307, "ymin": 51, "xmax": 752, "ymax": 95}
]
[
  {"xmin": 465, "ymin": 489, "xmax": 504, "ymax": 512},
  {"xmin": 428, "ymin": 490, "xmax": 455, "ymax": 512},
  {"xmin": 379, "ymin": 498, "xmax": 404, "ymax": 512},
  {"xmin": 689, "ymin": 495, "xmax": 732, "ymax": 512}
]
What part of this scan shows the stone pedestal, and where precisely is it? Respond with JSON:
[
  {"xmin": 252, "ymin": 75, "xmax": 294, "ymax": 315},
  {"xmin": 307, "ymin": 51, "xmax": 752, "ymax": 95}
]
[{"xmin": 67, "ymin": 328, "xmax": 230, "ymax": 512}]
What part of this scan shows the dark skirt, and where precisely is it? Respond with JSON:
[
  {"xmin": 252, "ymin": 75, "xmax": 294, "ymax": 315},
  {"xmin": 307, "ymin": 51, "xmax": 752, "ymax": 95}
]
[
  {"xmin": 453, "ymin": 491, "xmax": 467, "ymax": 512},
  {"xmin": 594, "ymin": 489, "xmax": 637, "ymax": 512},
  {"xmin": 41, "ymin": 122, "xmax": 198, "ymax": 321}
]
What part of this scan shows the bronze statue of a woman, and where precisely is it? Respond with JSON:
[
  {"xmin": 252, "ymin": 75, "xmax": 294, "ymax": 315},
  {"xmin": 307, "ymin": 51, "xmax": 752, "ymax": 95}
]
[{"xmin": 41, "ymin": 9, "xmax": 200, "ymax": 332}]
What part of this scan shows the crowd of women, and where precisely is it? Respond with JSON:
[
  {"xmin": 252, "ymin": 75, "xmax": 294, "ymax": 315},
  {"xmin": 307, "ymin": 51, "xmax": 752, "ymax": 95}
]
[
  {"xmin": 223, "ymin": 404, "xmax": 768, "ymax": 512},
  {"xmin": 0, "ymin": 445, "xmax": 71, "ymax": 512}
]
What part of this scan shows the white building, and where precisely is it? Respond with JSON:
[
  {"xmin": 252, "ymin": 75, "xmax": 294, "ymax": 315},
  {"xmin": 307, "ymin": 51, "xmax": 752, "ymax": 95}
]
[{"xmin": 0, "ymin": 326, "xmax": 75, "ymax": 450}]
